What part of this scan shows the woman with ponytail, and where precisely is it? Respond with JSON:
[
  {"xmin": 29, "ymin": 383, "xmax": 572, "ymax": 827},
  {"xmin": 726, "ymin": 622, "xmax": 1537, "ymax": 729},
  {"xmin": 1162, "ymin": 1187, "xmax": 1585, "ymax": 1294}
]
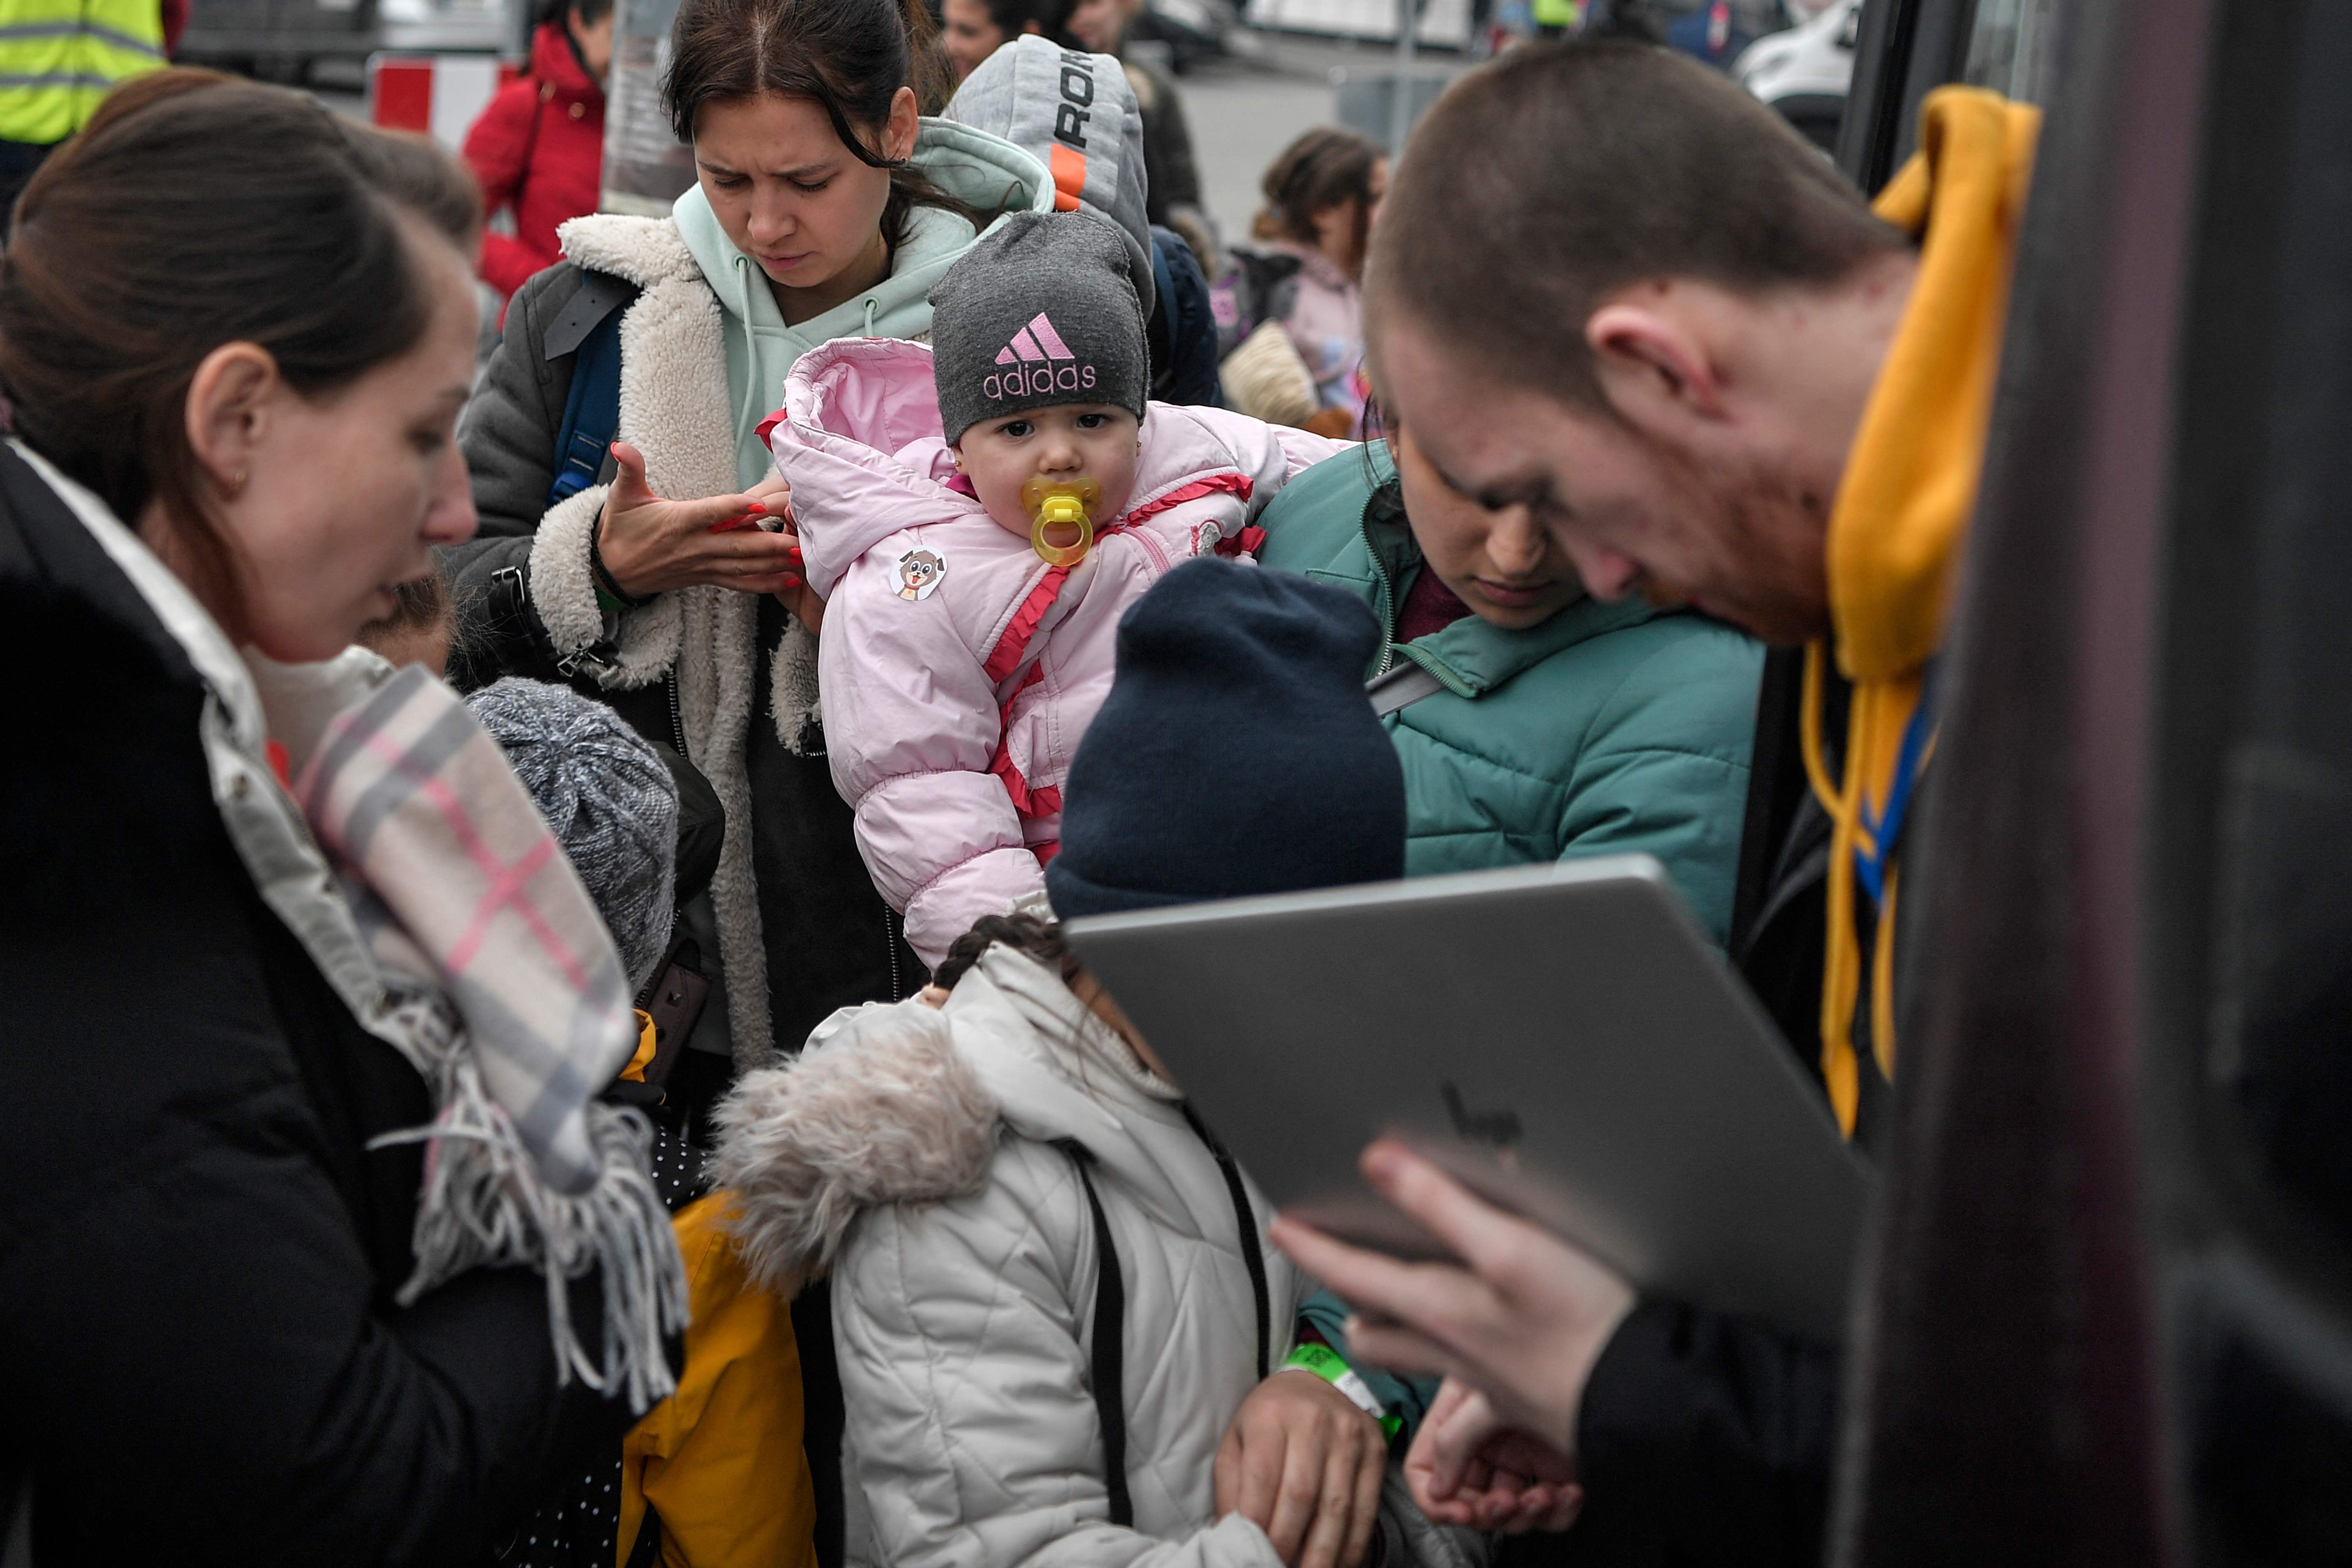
[{"xmin": 0, "ymin": 72, "xmax": 675, "ymax": 1563}]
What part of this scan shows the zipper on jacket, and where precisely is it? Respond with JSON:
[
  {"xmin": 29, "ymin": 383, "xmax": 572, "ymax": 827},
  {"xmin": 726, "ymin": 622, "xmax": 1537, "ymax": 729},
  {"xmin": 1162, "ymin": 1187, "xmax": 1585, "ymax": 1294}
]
[
  {"xmin": 1360, "ymin": 510, "xmax": 1399, "ymax": 676},
  {"xmin": 666, "ymin": 672, "xmax": 688, "ymax": 754},
  {"xmin": 884, "ymin": 906, "xmax": 903, "ymax": 999}
]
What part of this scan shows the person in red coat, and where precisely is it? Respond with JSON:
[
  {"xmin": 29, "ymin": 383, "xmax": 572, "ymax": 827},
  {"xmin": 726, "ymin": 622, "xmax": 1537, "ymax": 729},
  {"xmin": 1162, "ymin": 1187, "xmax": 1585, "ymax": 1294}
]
[{"xmin": 463, "ymin": 0, "xmax": 612, "ymax": 303}]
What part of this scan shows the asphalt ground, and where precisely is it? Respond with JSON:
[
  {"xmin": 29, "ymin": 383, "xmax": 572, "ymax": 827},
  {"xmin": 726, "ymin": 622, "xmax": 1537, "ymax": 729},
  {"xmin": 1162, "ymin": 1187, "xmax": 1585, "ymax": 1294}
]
[{"xmin": 1146, "ymin": 31, "xmax": 1468, "ymax": 249}]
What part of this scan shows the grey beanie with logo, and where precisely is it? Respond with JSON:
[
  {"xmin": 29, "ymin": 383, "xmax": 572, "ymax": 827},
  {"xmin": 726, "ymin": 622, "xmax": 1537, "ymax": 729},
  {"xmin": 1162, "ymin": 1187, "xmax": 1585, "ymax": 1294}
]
[
  {"xmin": 930, "ymin": 209, "xmax": 1149, "ymax": 445},
  {"xmin": 942, "ymin": 36, "xmax": 1154, "ymax": 321}
]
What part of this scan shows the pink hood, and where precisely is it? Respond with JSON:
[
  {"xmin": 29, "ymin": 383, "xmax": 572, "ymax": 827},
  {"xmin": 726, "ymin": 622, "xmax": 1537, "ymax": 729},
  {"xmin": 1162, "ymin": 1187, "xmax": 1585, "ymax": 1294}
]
[{"xmin": 759, "ymin": 337, "xmax": 975, "ymax": 598}]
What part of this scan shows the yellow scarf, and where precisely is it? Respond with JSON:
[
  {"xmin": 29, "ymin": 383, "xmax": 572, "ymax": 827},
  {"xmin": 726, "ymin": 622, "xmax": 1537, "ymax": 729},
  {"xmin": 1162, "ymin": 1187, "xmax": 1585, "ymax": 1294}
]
[{"xmin": 1805, "ymin": 87, "xmax": 2041, "ymax": 1134}]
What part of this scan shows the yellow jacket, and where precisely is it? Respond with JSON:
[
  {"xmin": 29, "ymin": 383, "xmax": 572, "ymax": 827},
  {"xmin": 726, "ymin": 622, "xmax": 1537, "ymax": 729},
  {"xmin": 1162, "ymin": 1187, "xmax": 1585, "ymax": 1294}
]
[
  {"xmin": 1805, "ymin": 87, "xmax": 2041, "ymax": 1134},
  {"xmin": 0, "ymin": 0, "xmax": 166, "ymax": 144},
  {"xmin": 618, "ymin": 1192, "xmax": 818, "ymax": 1568}
]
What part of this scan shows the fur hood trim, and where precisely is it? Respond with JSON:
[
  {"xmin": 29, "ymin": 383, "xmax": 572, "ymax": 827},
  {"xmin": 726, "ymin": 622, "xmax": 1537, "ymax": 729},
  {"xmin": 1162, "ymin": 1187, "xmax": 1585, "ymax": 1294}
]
[
  {"xmin": 531, "ymin": 211, "xmax": 784, "ymax": 1064},
  {"xmin": 554, "ymin": 213, "xmax": 704, "ymax": 291},
  {"xmin": 710, "ymin": 999, "xmax": 1002, "ymax": 1293},
  {"xmin": 711, "ymin": 943, "xmax": 1186, "ymax": 1293}
]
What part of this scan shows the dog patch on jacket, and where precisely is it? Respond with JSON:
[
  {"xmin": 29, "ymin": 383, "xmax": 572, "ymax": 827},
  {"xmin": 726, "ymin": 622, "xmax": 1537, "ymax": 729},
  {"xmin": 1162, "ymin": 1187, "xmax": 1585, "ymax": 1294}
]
[{"xmin": 896, "ymin": 549, "xmax": 947, "ymax": 601}]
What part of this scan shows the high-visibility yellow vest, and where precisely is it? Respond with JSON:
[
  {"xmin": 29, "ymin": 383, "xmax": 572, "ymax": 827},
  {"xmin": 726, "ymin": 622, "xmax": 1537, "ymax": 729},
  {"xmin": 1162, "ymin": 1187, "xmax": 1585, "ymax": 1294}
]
[{"xmin": 0, "ymin": 0, "xmax": 167, "ymax": 146}]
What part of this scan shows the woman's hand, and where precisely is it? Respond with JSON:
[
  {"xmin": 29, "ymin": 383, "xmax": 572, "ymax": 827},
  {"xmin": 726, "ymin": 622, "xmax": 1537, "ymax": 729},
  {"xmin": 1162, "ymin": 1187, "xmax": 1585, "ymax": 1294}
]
[
  {"xmin": 774, "ymin": 566, "xmax": 825, "ymax": 637},
  {"xmin": 1266, "ymin": 1140, "xmax": 1636, "ymax": 1456},
  {"xmin": 591, "ymin": 441, "xmax": 800, "ymax": 599},
  {"xmin": 1405, "ymin": 1379, "xmax": 1583, "ymax": 1534},
  {"xmin": 1214, "ymin": 1367, "xmax": 1386, "ymax": 1568}
]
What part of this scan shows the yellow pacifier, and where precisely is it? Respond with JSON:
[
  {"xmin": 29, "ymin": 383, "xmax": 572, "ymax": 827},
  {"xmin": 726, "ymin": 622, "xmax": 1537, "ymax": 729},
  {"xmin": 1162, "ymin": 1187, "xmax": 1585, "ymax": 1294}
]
[{"xmin": 1021, "ymin": 475, "xmax": 1101, "ymax": 567}]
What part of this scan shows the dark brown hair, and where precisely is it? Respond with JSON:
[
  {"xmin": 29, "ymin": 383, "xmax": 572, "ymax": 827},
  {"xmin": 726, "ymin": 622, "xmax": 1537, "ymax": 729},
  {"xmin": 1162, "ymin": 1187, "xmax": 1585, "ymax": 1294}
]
[
  {"xmin": 355, "ymin": 567, "xmax": 453, "ymax": 653},
  {"xmin": 983, "ymin": 0, "xmax": 1067, "ymax": 40},
  {"xmin": 0, "ymin": 70, "xmax": 479, "ymax": 636},
  {"xmin": 932, "ymin": 910, "xmax": 1078, "ymax": 991},
  {"xmin": 1253, "ymin": 125, "xmax": 1385, "ymax": 270},
  {"xmin": 665, "ymin": 0, "xmax": 973, "ymax": 253},
  {"xmin": 931, "ymin": 911, "xmax": 1127, "ymax": 1082},
  {"xmin": 536, "ymin": 0, "xmax": 613, "ymax": 27},
  {"xmin": 1367, "ymin": 41, "xmax": 1904, "ymax": 410}
]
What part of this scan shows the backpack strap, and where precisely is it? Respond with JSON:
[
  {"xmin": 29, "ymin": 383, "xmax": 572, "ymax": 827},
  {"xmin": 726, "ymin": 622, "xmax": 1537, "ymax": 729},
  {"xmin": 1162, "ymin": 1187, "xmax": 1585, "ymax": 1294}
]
[
  {"xmin": 1182, "ymin": 1103, "xmax": 1272, "ymax": 1381},
  {"xmin": 1057, "ymin": 1141, "xmax": 1133, "ymax": 1529},
  {"xmin": 1367, "ymin": 659, "xmax": 1448, "ymax": 718},
  {"xmin": 544, "ymin": 270, "xmax": 636, "ymax": 509}
]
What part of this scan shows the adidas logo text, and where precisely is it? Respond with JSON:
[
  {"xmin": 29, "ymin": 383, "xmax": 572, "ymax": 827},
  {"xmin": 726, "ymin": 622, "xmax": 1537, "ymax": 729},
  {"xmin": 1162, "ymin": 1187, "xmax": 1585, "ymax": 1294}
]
[{"xmin": 985, "ymin": 312, "xmax": 1098, "ymax": 401}]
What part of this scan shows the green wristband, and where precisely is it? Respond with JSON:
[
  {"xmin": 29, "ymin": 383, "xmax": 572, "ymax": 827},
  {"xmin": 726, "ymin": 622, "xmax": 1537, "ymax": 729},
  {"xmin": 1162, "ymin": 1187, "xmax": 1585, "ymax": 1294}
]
[{"xmin": 1282, "ymin": 1343, "xmax": 1403, "ymax": 1440}]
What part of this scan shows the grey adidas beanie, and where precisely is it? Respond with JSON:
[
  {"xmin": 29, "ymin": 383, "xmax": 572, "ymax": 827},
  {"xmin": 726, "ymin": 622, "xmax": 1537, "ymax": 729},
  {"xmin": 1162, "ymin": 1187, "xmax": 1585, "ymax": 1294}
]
[
  {"xmin": 930, "ymin": 210, "xmax": 1149, "ymax": 445},
  {"xmin": 466, "ymin": 678, "xmax": 679, "ymax": 992},
  {"xmin": 943, "ymin": 37, "xmax": 1154, "ymax": 321}
]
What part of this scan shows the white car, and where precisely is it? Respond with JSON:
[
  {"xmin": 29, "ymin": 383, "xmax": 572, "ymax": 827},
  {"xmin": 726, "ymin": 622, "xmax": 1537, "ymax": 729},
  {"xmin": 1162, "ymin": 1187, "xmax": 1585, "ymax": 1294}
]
[{"xmin": 1734, "ymin": 0, "xmax": 1861, "ymax": 150}]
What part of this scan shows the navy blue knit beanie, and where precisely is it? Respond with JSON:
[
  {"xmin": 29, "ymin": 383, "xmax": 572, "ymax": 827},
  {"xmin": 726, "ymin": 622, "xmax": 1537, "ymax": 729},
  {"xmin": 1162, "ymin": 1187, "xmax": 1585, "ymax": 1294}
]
[{"xmin": 1046, "ymin": 558, "xmax": 1406, "ymax": 920}]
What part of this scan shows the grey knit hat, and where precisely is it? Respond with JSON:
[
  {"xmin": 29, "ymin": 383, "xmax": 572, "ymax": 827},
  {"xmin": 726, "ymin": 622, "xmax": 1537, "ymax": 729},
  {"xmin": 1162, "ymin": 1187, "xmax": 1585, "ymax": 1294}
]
[
  {"xmin": 930, "ymin": 210, "xmax": 1149, "ymax": 445},
  {"xmin": 942, "ymin": 37, "xmax": 1154, "ymax": 322},
  {"xmin": 466, "ymin": 678, "xmax": 678, "ymax": 992}
]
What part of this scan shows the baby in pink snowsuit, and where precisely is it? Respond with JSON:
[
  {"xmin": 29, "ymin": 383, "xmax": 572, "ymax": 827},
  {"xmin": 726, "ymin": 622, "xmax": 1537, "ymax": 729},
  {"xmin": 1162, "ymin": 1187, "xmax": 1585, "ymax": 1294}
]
[{"xmin": 760, "ymin": 211, "xmax": 1350, "ymax": 968}]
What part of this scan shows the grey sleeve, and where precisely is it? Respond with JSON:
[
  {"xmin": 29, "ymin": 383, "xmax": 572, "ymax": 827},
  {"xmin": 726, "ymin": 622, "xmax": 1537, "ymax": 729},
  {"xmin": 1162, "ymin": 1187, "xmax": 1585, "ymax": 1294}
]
[
  {"xmin": 1149, "ymin": 80, "xmax": 1202, "ymax": 213},
  {"xmin": 460, "ymin": 263, "xmax": 582, "ymax": 537},
  {"xmin": 442, "ymin": 265, "xmax": 586, "ymax": 689}
]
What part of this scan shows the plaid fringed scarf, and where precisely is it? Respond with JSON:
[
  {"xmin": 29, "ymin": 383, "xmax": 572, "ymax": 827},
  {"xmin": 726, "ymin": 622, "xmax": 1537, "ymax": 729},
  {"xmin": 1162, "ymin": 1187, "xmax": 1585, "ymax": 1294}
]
[{"xmin": 298, "ymin": 665, "xmax": 687, "ymax": 1409}]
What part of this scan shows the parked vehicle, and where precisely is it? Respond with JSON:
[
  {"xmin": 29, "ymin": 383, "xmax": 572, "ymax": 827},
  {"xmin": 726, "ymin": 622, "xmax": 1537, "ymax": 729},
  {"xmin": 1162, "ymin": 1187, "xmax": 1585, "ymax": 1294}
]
[
  {"xmin": 1130, "ymin": 0, "xmax": 1238, "ymax": 71},
  {"xmin": 1732, "ymin": 0, "xmax": 1857, "ymax": 149},
  {"xmin": 1660, "ymin": 0, "xmax": 1791, "ymax": 69},
  {"xmin": 177, "ymin": 0, "xmax": 509, "ymax": 82}
]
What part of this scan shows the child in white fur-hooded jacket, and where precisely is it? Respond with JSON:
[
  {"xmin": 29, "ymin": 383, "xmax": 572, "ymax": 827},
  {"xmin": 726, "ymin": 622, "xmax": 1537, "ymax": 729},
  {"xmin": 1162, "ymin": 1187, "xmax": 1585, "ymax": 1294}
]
[
  {"xmin": 710, "ymin": 563, "xmax": 1481, "ymax": 1568},
  {"xmin": 760, "ymin": 212, "xmax": 1348, "ymax": 970}
]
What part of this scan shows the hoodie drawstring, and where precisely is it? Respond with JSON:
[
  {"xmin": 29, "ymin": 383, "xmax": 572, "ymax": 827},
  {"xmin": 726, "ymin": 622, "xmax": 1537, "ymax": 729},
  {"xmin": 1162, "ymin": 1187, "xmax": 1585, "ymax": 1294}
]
[{"xmin": 728, "ymin": 255, "xmax": 763, "ymax": 463}]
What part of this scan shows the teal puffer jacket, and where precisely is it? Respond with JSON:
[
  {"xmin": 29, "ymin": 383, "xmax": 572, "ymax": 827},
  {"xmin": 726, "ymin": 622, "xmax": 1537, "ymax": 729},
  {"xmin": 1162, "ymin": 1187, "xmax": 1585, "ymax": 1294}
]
[{"xmin": 1254, "ymin": 445, "xmax": 1764, "ymax": 943}]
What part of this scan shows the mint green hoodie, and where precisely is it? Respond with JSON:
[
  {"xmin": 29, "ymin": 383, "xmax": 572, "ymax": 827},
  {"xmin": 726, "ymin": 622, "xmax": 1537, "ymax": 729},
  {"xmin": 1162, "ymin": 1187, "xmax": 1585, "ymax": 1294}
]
[{"xmin": 672, "ymin": 117, "xmax": 1052, "ymax": 487}]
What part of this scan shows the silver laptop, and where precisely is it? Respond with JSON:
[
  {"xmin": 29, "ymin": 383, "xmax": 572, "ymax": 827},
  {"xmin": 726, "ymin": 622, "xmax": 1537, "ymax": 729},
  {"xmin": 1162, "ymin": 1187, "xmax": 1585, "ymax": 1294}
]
[{"xmin": 1064, "ymin": 856, "xmax": 1870, "ymax": 1342}]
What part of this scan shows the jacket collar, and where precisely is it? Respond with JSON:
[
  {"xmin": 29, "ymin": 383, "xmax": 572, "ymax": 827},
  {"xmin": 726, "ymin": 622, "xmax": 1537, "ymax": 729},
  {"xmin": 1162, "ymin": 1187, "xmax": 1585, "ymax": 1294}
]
[
  {"xmin": 557, "ymin": 210, "xmax": 700, "ymax": 291},
  {"xmin": 10, "ymin": 441, "xmax": 268, "ymax": 754},
  {"xmin": 1352, "ymin": 455, "xmax": 1666, "ymax": 698},
  {"xmin": 528, "ymin": 19, "xmax": 601, "ymax": 104}
]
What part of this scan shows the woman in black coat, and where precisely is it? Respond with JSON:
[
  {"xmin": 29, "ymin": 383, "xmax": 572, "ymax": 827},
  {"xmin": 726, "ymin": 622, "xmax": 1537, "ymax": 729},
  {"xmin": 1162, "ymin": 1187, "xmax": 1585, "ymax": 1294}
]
[{"xmin": 0, "ymin": 73, "xmax": 662, "ymax": 1563}]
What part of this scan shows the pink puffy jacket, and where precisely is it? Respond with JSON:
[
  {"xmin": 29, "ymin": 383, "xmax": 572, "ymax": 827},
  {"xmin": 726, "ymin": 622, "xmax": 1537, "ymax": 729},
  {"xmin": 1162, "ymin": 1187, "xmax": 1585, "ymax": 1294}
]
[{"xmin": 766, "ymin": 338, "xmax": 1352, "ymax": 967}]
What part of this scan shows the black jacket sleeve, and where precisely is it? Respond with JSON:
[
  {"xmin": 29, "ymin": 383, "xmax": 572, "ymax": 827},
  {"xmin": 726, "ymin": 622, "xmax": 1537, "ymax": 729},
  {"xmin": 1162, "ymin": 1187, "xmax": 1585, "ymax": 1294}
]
[
  {"xmin": 443, "ymin": 262, "xmax": 590, "ymax": 689},
  {"xmin": 1130, "ymin": 60, "xmax": 1202, "ymax": 224},
  {"xmin": 1563, "ymin": 1299, "xmax": 1840, "ymax": 1567},
  {"xmin": 0, "ymin": 540, "xmax": 634, "ymax": 1565}
]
